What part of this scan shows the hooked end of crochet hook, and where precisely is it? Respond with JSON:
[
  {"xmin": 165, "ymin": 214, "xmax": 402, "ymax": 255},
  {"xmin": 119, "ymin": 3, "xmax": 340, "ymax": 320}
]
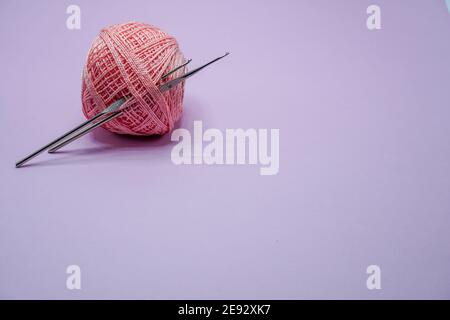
[
  {"xmin": 161, "ymin": 58, "xmax": 192, "ymax": 80},
  {"xmin": 181, "ymin": 52, "xmax": 230, "ymax": 80}
]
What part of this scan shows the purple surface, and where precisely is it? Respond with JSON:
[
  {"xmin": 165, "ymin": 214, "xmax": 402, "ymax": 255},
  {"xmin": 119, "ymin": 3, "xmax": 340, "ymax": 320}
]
[{"xmin": 1, "ymin": 0, "xmax": 450, "ymax": 299}]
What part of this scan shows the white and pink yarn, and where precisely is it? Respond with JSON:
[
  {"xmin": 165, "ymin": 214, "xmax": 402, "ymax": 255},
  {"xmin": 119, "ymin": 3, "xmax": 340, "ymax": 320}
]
[{"xmin": 81, "ymin": 22, "xmax": 186, "ymax": 135}]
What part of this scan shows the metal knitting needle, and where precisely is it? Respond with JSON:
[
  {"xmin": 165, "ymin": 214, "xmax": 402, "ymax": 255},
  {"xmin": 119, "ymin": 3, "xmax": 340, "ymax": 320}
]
[
  {"xmin": 15, "ymin": 59, "xmax": 192, "ymax": 168},
  {"xmin": 47, "ymin": 53, "xmax": 229, "ymax": 154}
]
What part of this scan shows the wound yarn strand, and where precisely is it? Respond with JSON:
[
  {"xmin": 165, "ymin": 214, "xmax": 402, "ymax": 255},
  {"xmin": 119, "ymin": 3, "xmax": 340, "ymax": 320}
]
[{"xmin": 81, "ymin": 22, "xmax": 186, "ymax": 136}]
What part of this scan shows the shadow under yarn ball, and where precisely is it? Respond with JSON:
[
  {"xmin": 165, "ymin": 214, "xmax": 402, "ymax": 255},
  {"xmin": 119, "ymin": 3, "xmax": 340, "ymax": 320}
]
[{"xmin": 81, "ymin": 22, "xmax": 186, "ymax": 136}]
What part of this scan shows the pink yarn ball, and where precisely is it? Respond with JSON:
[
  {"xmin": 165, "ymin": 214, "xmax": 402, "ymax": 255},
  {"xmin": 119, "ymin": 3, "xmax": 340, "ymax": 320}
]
[{"xmin": 81, "ymin": 22, "xmax": 186, "ymax": 135}]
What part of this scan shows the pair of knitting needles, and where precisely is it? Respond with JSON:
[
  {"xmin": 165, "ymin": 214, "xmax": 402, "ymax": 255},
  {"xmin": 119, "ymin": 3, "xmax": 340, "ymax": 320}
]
[{"xmin": 16, "ymin": 53, "xmax": 229, "ymax": 168}]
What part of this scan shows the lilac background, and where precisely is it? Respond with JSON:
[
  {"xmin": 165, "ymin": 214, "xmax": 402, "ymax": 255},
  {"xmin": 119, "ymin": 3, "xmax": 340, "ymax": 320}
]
[{"xmin": 1, "ymin": 0, "xmax": 450, "ymax": 299}]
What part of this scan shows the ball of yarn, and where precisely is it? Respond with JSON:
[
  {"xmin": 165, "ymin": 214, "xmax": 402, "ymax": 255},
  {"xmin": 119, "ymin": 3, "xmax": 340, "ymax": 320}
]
[{"xmin": 81, "ymin": 22, "xmax": 186, "ymax": 135}]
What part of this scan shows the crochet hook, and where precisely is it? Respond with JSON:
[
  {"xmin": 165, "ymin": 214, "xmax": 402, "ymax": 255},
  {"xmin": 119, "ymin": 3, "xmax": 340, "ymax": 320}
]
[
  {"xmin": 46, "ymin": 53, "xmax": 229, "ymax": 154},
  {"xmin": 16, "ymin": 53, "xmax": 229, "ymax": 167},
  {"xmin": 15, "ymin": 59, "xmax": 192, "ymax": 168}
]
